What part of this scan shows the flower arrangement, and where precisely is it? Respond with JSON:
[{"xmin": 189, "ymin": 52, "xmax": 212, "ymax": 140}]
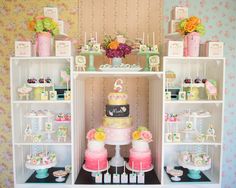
[
  {"xmin": 86, "ymin": 128, "xmax": 106, "ymax": 142},
  {"xmin": 28, "ymin": 16, "xmax": 59, "ymax": 36},
  {"xmin": 132, "ymin": 126, "xmax": 152, "ymax": 143},
  {"xmin": 102, "ymin": 34, "xmax": 132, "ymax": 58},
  {"xmin": 178, "ymin": 16, "xmax": 205, "ymax": 36}
]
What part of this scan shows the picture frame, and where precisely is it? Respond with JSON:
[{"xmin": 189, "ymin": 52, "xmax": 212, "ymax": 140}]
[
  {"xmin": 64, "ymin": 91, "xmax": 71, "ymax": 100},
  {"xmin": 173, "ymin": 133, "xmax": 181, "ymax": 142},
  {"xmin": 58, "ymin": 20, "xmax": 64, "ymax": 34},
  {"xmin": 165, "ymin": 91, "xmax": 172, "ymax": 101},
  {"xmin": 178, "ymin": 91, "xmax": 186, "ymax": 101},
  {"xmin": 15, "ymin": 41, "xmax": 31, "ymax": 57},
  {"xmin": 165, "ymin": 133, "xmax": 173, "ymax": 142},
  {"xmin": 45, "ymin": 122, "xmax": 53, "ymax": 131},
  {"xmin": 55, "ymin": 41, "xmax": 71, "ymax": 57},
  {"xmin": 43, "ymin": 7, "xmax": 58, "ymax": 21},
  {"xmin": 41, "ymin": 91, "xmax": 48, "ymax": 100},
  {"xmin": 75, "ymin": 56, "xmax": 86, "ymax": 71},
  {"xmin": 167, "ymin": 41, "xmax": 184, "ymax": 57},
  {"xmin": 171, "ymin": 6, "xmax": 188, "ymax": 20},
  {"xmin": 49, "ymin": 91, "xmax": 57, "ymax": 100}
]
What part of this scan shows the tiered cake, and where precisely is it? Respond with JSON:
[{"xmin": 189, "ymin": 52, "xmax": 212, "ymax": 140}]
[
  {"xmin": 128, "ymin": 126, "xmax": 153, "ymax": 170},
  {"xmin": 103, "ymin": 79, "xmax": 132, "ymax": 144},
  {"xmin": 84, "ymin": 128, "xmax": 108, "ymax": 170}
]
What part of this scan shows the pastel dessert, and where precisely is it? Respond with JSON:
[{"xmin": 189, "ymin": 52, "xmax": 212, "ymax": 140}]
[
  {"xmin": 128, "ymin": 126, "xmax": 153, "ymax": 170},
  {"xmin": 26, "ymin": 152, "xmax": 56, "ymax": 166},
  {"xmin": 84, "ymin": 128, "xmax": 108, "ymax": 170},
  {"xmin": 103, "ymin": 79, "xmax": 132, "ymax": 144},
  {"xmin": 179, "ymin": 151, "xmax": 211, "ymax": 167}
]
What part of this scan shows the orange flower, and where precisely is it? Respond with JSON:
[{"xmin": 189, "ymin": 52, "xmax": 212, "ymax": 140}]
[
  {"xmin": 28, "ymin": 20, "xmax": 36, "ymax": 31},
  {"xmin": 184, "ymin": 22, "xmax": 196, "ymax": 33},
  {"xmin": 108, "ymin": 41, "xmax": 119, "ymax": 50},
  {"xmin": 188, "ymin": 16, "xmax": 201, "ymax": 25}
]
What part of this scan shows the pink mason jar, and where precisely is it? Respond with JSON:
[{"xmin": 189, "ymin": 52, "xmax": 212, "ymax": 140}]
[
  {"xmin": 184, "ymin": 32, "xmax": 200, "ymax": 57},
  {"xmin": 37, "ymin": 32, "xmax": 51, "ymax": 56}
]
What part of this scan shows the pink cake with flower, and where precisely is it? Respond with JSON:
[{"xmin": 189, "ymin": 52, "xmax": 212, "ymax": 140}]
[
  {"xmin": 128, "ymin": 126, "xmax": 153, "ymax": 170},
  {"xmin": 84, "ymin": 128, "xmax": 108, "ymax": 170},
  {"xmin": 103, "ymin": 79, "xmax": 132, "ymax": 144}
]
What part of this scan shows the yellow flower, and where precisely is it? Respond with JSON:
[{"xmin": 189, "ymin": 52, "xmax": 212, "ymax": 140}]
[
  {"xmin": 188, "ymin": 16, "xmax": 201, "ymax": 25},
  {"xmin": 184, "ymin": 22, "xmax": 196, "ymax": 33},
  {"xmin": 108, "ymin": 41, "xmax": 119, "ymax": 50},
  {"xmin": 132, "ymin": 131, "xmax": 141, "ymax": 140},
  {"xmin": 94, "ymin": 132, "xmax": 106, "ymax": 141}
]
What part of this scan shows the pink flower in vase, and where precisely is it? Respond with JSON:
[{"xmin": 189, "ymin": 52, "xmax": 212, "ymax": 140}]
[
  {"xmin": 140, "ymin": 131, "xmax": 153, "ymax": 142},
  {"xmin": 86, "ymin": 129, "xmax": 96, "ymax": 140}
]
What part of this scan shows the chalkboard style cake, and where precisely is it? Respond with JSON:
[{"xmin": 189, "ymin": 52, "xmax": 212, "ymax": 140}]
[{"xmin": 103, "ymin": 79, "xmax": 132, "ymax": 144}]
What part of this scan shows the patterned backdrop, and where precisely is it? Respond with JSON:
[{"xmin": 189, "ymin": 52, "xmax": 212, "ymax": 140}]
[
  {"xmin": 0, "ymin": 0, "xmax": 235, "ymax": 187},
  {"xmin": 164, "ymin": 0, "xmax": 236, "ymax": 187}
]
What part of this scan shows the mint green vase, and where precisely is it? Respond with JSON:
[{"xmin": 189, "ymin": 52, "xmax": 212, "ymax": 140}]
[{"xmin": 112, "ymin": 57, "xmax": 122, "ymax": 67}]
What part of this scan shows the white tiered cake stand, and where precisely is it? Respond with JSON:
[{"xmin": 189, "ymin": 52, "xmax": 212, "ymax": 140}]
[{"xmin": 105, "ymin": 140, "xmax": 130, "ymax": 167}]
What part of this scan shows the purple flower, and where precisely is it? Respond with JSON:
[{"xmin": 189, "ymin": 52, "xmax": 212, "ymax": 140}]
[{"xmin": 105, "ymin": 43, "xmax": 132, "ymax": 58}]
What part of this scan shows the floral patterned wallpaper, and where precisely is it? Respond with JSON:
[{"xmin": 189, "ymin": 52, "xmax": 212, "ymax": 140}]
[
  {"xmin": 164, "ymin": 0, "xmax": 236, "ymax": 187},
  {"xmin": 0, "ymin": 1, "xmax": 78, "ymax": 187}
]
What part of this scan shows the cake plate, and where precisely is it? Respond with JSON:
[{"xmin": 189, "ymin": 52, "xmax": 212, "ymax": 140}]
[
  {"xmin": 82, "ymin": 164, "xmax": 109, "ymax": 177},
  {"xmin": 25, "ymin": 162, "xmax": 56, "ymax": 179},
  {"xmin": 105, "ymin": 141, "xmax": 130, "ymax": 167},
  {"xmin": 178, "ymin": 159, "xmax": 211, "ymax": 179},
  {"xmin": 126, "ymin": 163, "xmax": 154, "ymax": 173}
]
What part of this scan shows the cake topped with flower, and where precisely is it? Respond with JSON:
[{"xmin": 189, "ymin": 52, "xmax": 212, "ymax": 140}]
[
  {"xmin": 86, "ymin": 127, "xmax": 106, "ymax": 142},
  {"xmin": 128, "ymin": 126, "xmax": 153, "ymax": 170},
  {"xmin": 132, "ymin": 126, "xmax": 153, "ymax": 143},
  {"xmin": 84, "ymin": 128, "xmax": 108, "ymax": 170}
]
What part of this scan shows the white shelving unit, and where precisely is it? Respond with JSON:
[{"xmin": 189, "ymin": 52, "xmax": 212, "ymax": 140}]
[
  {"xmin": 11, "ymin": 56, "xmax": 224, "ymax": 188},
  {"xmin": 10, "ymin": 56, "xmax": 74, "ymax": 188}
]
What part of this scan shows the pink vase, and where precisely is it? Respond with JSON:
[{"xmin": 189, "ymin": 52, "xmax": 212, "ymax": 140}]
[
  {"xmin": 37, "ymin": 32, "xmax": 51, "ymax": 56},
  {"xmin": 184, "ymin": 32, "xmax": 200, "ymax": 57}
]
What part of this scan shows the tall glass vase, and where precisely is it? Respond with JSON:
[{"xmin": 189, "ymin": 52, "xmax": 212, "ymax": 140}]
[
  {"xmin": 184, "ymin": 32, "xmax": 200, "ymax": 57},
  {"xmin": 37, "ymin": 32, "xmax": 51, "ymax": 57}
]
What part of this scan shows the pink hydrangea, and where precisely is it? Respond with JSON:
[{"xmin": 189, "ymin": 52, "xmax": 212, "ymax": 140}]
[
  {"xmin": 140, "ymin": 131, "xmax": 152, "ymax": 142},
  {"xmin": 86, "ymin": 129, "xmax": 96, "ymax": 140}
]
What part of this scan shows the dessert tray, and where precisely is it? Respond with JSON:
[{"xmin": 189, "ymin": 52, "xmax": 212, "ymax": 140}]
[
  {"xmin": 126, "ymin": 163, "xmax": 154, "ymax": 173},
  {"xmin": 178, "ymin": 159, "xmax": 211, "ymax": 171},
  {"xmin": 27, "ymin": 83, "xmax": 54, "ymax": 88},
  {"xmin": 99, "ymin": 64, "xmax": 142, "ymax": 72},
  {"xmin": 25, "ymin": 161, "xmax": 57, "ymax": 170},
  {"xmin": 53, "ymin": 170, "xmax": 68, "ymax": 182}
]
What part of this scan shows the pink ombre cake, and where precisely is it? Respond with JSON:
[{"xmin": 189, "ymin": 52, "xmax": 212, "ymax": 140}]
[
  {"xmin": 84, "ymin": 129, "xmax": 108, "ymax": 170},
  {"xmin": 128, "ymin": 127, "xmax": 153, "ymax": 170}
]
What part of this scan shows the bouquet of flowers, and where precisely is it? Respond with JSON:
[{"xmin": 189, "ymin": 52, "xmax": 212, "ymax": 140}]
[
  {"xmin": 178, "ymin": 16, "xmax": 205, "ymax": 36},
  {"xmin": 132, "ymin": 126, "xmax": 153, "ymax": 143},
  {"xmin": 28, "ymin": 16, "xmax": 59, "ymax": 36},
  {"xmin": 102, "ymin": 34, "xmax": 132, "ymax": 58},
  {"xmin": 86, "ymin": 128, "xmax": 106, "ymax": 142}
]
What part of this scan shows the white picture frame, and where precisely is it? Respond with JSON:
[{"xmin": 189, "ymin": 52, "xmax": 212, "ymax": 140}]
[
  {"xmin": 167, "ymin": 41, "xmax": 183, "ymax": 57},
  {"xmin": 178, "ymin": 91, "xmax": 186, "ymax": 101},
  {"xmin": 15, "ymin": 41, "xmax": 31, "ymax": 57},
  {"xmin": 44, "ymin": 7, "xmax": 58, "ymax": 21},
  {"xmin": 55, "ymin": 41, "xmax": 71, "ymax": 57},
  {"xmin": 165, "ymin": 91, "xmax": 172, "ymax": 101}
]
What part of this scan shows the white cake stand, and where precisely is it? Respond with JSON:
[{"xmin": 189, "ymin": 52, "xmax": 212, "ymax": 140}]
[
  {"xmin": 178, "ymin": 159, "xmax": 211, "ymax": 180},
  {"xmin": 83, "ymin": 164, "xmax": 109, "ymax": 177},
  {"xmin": 105, "ymin": 140, "xmax": 130, "ymax": 167},
  {"xmin": 126, "ymin": 163, "xmax": 153, "ymax": 173}
]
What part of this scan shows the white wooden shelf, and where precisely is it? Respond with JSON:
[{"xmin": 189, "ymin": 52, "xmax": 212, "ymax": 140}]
[
  {"xmin": 73, "ymin": 71, "xmax": 163, "ymax": 79},
  {"xmin": 11, "ymin": 56, "xmax": 73, "ymax": 61},
  {"xmin": 163, "ymin": 56, "xmax": 225, "ymax": 61},
  {"xmin": 14, "ymin": 142, "xmax": 72, "ymax": 146},
  {"xmin": 164, "ymin": 100, "xmax": 223, "ymax": 104},
  {"xmin": 13, "ymin": 100, "xmax": 71, "ymax": 104},
  {"xmin": 164, "ymin": 142, "xmax": 221, "ymax": 146}
]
